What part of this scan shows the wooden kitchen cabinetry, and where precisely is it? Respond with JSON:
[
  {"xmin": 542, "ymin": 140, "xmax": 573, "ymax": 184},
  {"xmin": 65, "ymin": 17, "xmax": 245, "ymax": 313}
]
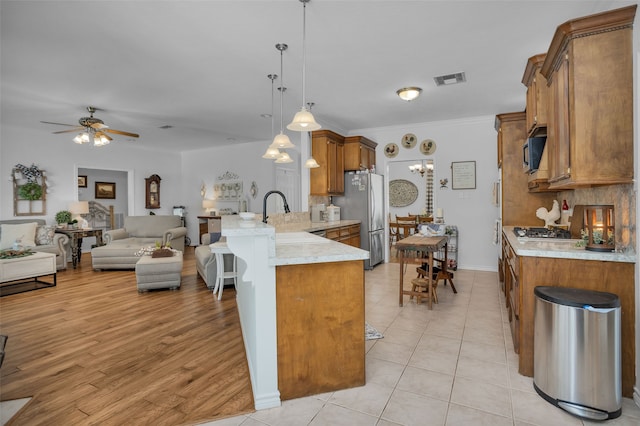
[
  {"xmin": 541, "ymin": 5, "xmax": 636, "ymax": 190},
  {"xmin": 344, "ymin": 136, "xmax": 377, "ymax": 172},
  {"xmin": 522, "ymin": 53, "xmax": 549, "ymax": 136},
  {"xmin": 522, "ymin": 54, "xmax": 553, "ymax": 192},
  {"xmin": 326, "ymin": 224, "xmax": 360, "ymax": 248},
  {"xmin": 495, "ymin": 112, "xmax": 556, "ymax": 226},
  {"xmin": 502, "ymin": 231, "xmax": 635, "ymax": 398},
  {"xmin": 310, "ymin": 130, "xmax": 345, "ymax": 196}
]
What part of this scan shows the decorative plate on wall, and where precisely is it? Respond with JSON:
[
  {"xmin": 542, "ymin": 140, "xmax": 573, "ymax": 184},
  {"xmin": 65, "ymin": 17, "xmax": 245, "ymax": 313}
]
[
  {"xmin": 389, "ymin": 179, "xmax": 419, "ymax": 207},
  {"xmin": 420, "ymin": 139, "xmax": 437, "ymax": 155},
  {"xmin": 384, "ymin": 143, "xmax": 399, "ymax": 158},
  {"xmin": 401, "ymin": 133, "xmax": 417, "ymax": 149}
]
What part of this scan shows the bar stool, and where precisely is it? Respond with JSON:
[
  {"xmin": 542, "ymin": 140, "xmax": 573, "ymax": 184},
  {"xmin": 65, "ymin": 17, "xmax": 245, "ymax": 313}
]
[{"xmin": 209, "ymin": 241, "xmax": 237, "ymax": 300}]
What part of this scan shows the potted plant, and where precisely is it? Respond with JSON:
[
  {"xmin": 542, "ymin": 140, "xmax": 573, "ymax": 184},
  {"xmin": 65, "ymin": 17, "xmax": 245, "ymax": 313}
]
[{"xmin": 55, "ymin": 210, "xmax": 72, "ymax": 228}]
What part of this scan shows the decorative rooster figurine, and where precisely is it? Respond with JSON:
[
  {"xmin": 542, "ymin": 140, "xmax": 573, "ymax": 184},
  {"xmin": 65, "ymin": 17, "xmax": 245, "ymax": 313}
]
[{"xmin": 536, "ymin": 200, "xmax": 561, "ymax": 227}]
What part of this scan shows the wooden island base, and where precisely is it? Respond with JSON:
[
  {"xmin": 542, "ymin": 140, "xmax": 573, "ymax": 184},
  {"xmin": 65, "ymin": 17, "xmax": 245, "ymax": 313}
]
[{"xmin": 276, "ymin": 260, "xmax": 365, "ymax": 400}]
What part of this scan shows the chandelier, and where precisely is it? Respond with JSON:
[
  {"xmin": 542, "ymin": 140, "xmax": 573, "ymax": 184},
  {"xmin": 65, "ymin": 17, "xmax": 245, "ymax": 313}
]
[{"xmin": 409, "ymin": 161, "xmax": 433, "ymax": 177}]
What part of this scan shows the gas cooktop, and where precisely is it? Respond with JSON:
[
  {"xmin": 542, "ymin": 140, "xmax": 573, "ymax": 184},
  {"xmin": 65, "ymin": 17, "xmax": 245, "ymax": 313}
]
[{"xmin": 513, "ymin": 226, "xmax": 572, "ymax": 239}]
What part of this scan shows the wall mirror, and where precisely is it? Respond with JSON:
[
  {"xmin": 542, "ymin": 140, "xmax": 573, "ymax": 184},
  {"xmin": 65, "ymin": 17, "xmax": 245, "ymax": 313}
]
[{"xmin": 387, "ymin": 159, "xmax": 435, "ymax": 219}]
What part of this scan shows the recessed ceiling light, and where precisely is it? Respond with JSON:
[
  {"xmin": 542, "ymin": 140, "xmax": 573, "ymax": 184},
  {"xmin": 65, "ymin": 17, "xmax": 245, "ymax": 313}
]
[{"xmin": 434, "ymin": 72, "xmax": 466, "ymax": 86}]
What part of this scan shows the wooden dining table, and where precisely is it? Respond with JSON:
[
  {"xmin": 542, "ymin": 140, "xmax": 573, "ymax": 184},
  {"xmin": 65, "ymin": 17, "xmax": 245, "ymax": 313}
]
[{"xmin": 396, "ymin": 234, "xmax": 448, "ymax": 309}]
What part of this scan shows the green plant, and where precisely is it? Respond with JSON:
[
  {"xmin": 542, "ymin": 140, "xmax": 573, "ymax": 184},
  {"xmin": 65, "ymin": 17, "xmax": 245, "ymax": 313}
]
[
  {"xmin": 18, "ymin": 182, "xmax": 43, "ymax": 200},
  {"xmin": 55, "ymin": 210, "xmax": 72, "ymax": 224}
]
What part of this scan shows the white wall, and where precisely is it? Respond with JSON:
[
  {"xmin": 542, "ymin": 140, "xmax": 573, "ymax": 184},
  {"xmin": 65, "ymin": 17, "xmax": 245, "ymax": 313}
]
[
  {"xmin": 351, "ymin": 115, "xmax": 500, "ymax": 271},
  {"xmin": 180, "ymin": 140, "xmax": 285, "ymax": 246},
  {"xmin": 1, "ymin": 123, "xmax": 188, "ymax": 223}
]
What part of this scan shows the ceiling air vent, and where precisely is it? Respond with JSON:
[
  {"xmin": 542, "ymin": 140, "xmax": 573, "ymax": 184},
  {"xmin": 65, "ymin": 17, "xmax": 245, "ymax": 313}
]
[
  {"xmin": 158, "ymin": 125, "xmax": 173, "ymax": 129},
  {"xmin": 434, "ymin": 72, "xmax": 466, "ymax": 86}
]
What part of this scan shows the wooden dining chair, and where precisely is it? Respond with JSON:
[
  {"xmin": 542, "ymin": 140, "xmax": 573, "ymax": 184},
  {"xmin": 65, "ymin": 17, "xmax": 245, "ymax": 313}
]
[
  {"xmin": 415, "ymin": 256, "xmax": 457, "ymax": 294},
  {"xmin": 395, "ymin": 215, "xmax": 418, "ymax": 240}
]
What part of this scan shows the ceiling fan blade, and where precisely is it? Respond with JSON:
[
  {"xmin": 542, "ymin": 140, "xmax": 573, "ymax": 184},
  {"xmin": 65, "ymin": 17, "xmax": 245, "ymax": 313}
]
[
  {"xmin": 103, "ymin": 128, "xmax": 139, "ymax": 138},
  {"xmin": 41, "ymin": 121, "xmax": 77, "ymax": 127},
  {"xmin": 96, "ymin": 132, "xmax": 113, "ymax": 141},
  {"xmin": 53, "ymin": 127, "xmax": 84, "ymax": 134},
  {"xmin": 90, "ymin": 122, "xmax": 108, "ymax": 130}
]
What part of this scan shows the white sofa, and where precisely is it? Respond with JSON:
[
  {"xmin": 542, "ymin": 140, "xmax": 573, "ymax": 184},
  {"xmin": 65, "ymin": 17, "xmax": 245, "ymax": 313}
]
[
  {"xmin": 195, "ymin": 233, "xmax": 235, "ymax": 289},
  {"xmin": 0, "ymin": 219, "xmax": 69, "ymax": 270},
  {"xmin": 91, "ymin": 215, "xmax": 187, "ymax": 270}
]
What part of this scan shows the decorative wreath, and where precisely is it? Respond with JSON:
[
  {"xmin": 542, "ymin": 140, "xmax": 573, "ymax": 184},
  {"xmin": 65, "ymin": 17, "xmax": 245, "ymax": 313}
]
[{"xmin": 19, "ymin": 182, "xmax": 43, "ymax": 200}]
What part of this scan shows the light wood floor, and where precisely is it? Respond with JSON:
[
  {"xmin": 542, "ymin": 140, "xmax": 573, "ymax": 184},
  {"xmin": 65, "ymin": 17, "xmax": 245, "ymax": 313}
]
[{"xmin": 0, "ymin": 247, "xmax": 254, "ymax": 425}]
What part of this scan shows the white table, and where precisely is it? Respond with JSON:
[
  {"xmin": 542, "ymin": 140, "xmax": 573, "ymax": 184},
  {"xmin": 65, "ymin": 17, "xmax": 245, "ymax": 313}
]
[{"xmin": 0, "ymin": 251, "xmax": 57, "ymax": 296}]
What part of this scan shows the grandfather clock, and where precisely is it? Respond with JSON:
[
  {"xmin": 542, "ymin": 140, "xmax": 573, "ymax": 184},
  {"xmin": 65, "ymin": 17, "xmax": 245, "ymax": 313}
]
[{"xmin": 145, "ymin": 174, "xmax": 161, "ymax": 209}]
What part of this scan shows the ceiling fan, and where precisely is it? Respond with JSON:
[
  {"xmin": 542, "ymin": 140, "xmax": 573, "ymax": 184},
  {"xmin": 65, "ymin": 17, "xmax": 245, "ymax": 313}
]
[{"xmin": 41, "ymin": 106, "xmax": 139, "ymax": 146}]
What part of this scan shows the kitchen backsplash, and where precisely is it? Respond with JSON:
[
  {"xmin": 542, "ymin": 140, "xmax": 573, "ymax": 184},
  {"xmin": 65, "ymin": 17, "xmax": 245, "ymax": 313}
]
[{"xmin": 559, "ymin": 183, "xmax": 635, "ymax": 252}]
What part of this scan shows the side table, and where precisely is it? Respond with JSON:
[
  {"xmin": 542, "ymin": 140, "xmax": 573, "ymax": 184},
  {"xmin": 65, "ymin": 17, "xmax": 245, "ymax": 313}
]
[{"xmin": 55, "ymin": 228, "xmax": 104, "ymax": 268}]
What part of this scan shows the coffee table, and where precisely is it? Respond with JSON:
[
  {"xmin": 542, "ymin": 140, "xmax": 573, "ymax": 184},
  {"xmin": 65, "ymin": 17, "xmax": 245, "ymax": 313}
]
[{"xmin": 0, "ymin": 252, "xmax": 57, "ymax": 296}]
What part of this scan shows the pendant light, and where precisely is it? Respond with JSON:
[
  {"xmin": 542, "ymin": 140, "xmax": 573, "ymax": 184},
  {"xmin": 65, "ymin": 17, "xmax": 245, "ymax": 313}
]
[
  {"xmin": 287, "ymin": 0, "xmax": 321, "ymax": 132},
  {"xmin": 303, "ymin": 102, "xmax": 320, "ymax": 168},
  {"xmin": 262, "ymin": 74, "xmax": 281, "ymax": 159},
  {"xmin": 275, "ymin": 151, "xmax": 294, "ymax": 163},
  {"xmin": 269, "ymin": 43, "xmax": 295, "ymax": 150}
]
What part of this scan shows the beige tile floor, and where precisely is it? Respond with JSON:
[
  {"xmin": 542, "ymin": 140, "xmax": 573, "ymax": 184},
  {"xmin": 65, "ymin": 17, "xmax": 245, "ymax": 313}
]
[{"xmin": 201, "ymin": 262, "xmax": 640, "ymax": 426}]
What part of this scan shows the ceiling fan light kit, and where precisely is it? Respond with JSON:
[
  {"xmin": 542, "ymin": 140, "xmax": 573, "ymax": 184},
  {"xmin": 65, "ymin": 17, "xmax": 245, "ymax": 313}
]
[{"xmin": 43, "ymin": 105, "xmax": 139, "ymax": 147}]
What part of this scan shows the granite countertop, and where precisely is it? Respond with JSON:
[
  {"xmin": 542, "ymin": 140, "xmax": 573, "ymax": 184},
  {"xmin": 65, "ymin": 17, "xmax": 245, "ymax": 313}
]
[
  {"xmin": 503, "ymin": 226, "xmax": 635, "ymax": 263},
  {"xmin": 221, "ymin": 216, "xmax": 369, "ymax": 266}
]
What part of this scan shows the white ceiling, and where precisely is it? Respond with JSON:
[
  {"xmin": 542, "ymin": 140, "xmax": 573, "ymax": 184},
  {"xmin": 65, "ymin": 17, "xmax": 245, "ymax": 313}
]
[{"xmin": 1, "ymin": 0, "xmax": 634, "ymax": 153}]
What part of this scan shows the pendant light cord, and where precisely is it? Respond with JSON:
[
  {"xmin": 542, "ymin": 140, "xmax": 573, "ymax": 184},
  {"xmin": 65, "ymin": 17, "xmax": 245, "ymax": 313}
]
[
  {"xmin": 301, "ymin": 0, "xmax": 307, "ymax": 110},
  {"xmin": 276, "ymin": 43, "xmax": 288, "ymax": 134}
]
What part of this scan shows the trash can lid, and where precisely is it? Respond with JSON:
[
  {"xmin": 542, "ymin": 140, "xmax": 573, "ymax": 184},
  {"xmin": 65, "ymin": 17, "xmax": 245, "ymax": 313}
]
[{"xmin": 534, "ymin": 286, "xmax": 620, "ymax": 309}]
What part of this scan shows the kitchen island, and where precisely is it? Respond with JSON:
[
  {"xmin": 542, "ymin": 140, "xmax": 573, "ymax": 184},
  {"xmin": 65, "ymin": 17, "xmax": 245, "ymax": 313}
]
[
  {"xmin": 502, "ymin": 226, "xmax": 635, "ymax": 397},
  {"xmin": 221, "ymin": 216, "xmax": 369, "ymax": 409}
]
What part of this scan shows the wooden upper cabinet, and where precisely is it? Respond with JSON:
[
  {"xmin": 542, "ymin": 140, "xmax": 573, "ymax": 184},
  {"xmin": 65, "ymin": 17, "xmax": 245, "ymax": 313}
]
[
  {"xmin": 310, "ymin": 130, "xmax": 345, "ymax": 196},
  {"xmin": 541, "ymin": 5, "xmax": 636, "ymax": 189},
  {"xmin": 344, "ymin": 136, "xmax": 377, "ymax": 172},
  {"xmin": 495, "ymin": 112, "xmax": 556, "ymax": 226},
  {"xmin": 522, "ymin": 53, "xmax": 549, "ymax": 136}
]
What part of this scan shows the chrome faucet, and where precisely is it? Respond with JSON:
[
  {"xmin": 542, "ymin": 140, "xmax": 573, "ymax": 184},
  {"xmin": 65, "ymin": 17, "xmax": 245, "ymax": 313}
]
[{"xmin": 263, "ymin": 190, "xmax": 291, "ymax": 223}]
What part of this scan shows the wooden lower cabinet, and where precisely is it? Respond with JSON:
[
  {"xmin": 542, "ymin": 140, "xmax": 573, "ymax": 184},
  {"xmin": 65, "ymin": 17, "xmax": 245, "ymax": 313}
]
[
  {"xmin": 503, "ymin": 234, "xmax": 635, "ymax": 397},
  {"xmin": 276, "ymin": 260, "xmax": 365, "ymax": 400},
  {"xmin": 326, "ymin": 224, "xmax": 361, "ymax": 247}
]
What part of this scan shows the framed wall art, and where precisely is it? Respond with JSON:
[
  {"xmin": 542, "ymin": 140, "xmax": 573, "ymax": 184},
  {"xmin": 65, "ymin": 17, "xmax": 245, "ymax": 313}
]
[
  {"xmin": 95, "ymin": 181, "xmax": 116, "ymax": 199},
  {"xmin": 451, "ymin": 161, "xmax": 476, "ymax": 190},
  {"xmin": 78, "ymin": 175, "xmax": 87, "ymax": 188}
]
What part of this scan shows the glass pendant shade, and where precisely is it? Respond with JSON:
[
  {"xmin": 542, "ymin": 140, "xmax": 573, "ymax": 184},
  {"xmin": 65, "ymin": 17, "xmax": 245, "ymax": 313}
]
[
  {"xmin": 262, "ymin": 146, "xmax": 281, "ymax": 159},
  {"xmin": 304, "ymin": 157, "xmax": 320, "ymax": 168},
  {"xmin": 271, "ymin": 132, "xmax": 295, "ymax": 149},
  {"xmin": 287, "ymin": 107, "xmax": 321, "ymax": 131},
  {"xmin": 275, "ymin": 151, "xmax": 294, "ymax": 163}
]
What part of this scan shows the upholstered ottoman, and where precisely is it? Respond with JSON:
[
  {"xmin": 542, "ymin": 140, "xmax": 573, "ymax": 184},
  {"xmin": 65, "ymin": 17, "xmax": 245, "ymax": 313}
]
[
  {"xmin": 92, "ymin": 244, "xmax": 145, "ymax": 270},
  {"xmin": 135, "ymin": 252, "xmax": 183, "ymax": 292}
]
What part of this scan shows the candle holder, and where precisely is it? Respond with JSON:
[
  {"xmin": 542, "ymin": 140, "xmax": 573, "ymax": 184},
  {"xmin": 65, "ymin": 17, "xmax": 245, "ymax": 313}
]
[{"xmin": 583, "ymin": 205, "xmax": 615, "ymax": 252}]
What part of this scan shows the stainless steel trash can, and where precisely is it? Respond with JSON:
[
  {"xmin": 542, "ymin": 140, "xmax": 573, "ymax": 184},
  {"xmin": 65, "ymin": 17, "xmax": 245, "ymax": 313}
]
[{"xmin": 533, "ymin": 286, "xmax": 621, "ymax": 420}]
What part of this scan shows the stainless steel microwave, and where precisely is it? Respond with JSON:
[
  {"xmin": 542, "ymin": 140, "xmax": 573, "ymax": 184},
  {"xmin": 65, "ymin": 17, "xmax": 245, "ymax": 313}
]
[{"xmin": 523, "ymin": 136, "xmax": 546, "ymax": 173}]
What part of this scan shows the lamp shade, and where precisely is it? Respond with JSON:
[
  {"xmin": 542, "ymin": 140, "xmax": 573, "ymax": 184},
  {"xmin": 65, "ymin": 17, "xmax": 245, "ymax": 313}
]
[
  {"xmin": 275, "ymin": 152, "xmax": 294, "ymax": 163},
  {"xmin": 69, "ymin": 201, "xmax": 89, "ymax": 214},
  {"xmin": 304, "ymin": 157, "xmax": 320, "ymax": 168},
  {"xmin": 271, "ymin": 133, "xmax": 295, "ymax": 149},
  {"xmin": 262, "ymin": 146, "xmax": 281, "ymax": 159},
  {"xmin": 396, "ymin": 87, "xmax": 422, "ymax": 101},
  {"xmin": 287, "ymin": 107, "xmax": 321, "ymax": 131}
]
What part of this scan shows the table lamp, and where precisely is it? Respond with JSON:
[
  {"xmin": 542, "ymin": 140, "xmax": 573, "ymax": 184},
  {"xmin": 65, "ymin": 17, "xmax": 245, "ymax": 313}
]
[
  {"xmin": 202, "ymin": 199, "xmax": 216, "ymax": 215},
  {"xmin": 69, "ymin": 201, "xmax": 89, "ymax": 229}
]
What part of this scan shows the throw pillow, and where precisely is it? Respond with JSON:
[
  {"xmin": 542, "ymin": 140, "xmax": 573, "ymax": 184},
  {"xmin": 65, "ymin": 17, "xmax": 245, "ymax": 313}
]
[
  {"xmin": 0, "ymin": 222, "xmax": 38, "ymax": 250},
  {"xmin": 209, "ymin": 232, "xmax": 221, "ymax": 244},
  {"xmin": 35, "ymin": 225, "xmax": 55, "ymax": 245}
]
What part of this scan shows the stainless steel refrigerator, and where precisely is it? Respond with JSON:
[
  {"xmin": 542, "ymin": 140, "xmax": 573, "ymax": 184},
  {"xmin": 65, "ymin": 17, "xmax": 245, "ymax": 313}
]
[{"xmin": 334, "ymin": 172, "xmax": 385, "ymax": 269}]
